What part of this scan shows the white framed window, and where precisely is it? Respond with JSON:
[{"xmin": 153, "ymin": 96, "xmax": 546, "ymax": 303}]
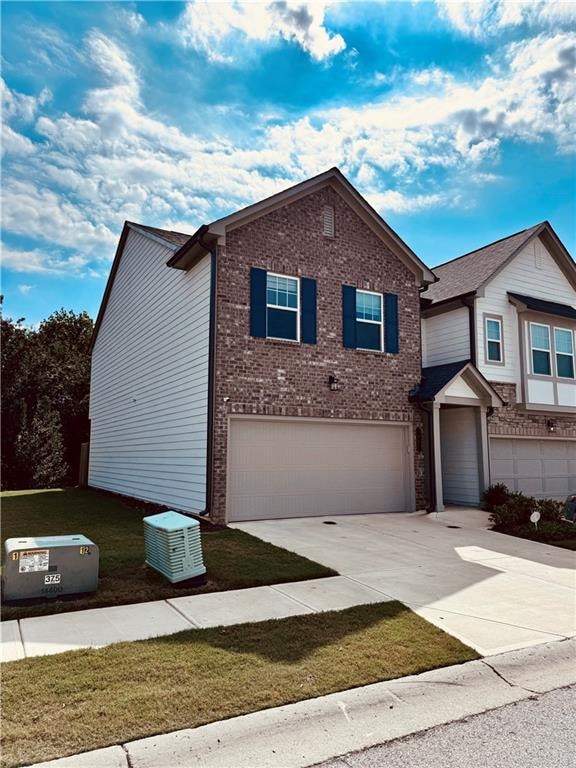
[
  {"xmin": 485, "ymin": 317, "xmax": 503, "ymax": 363},
  {"xmin": 554, "ymin": 327, "xmax": 575, "ymax": 379},
  {"xmin": 356, "ymin": 289, "xmax": 383, "ymax": 351},
  {"xmin": 530, "ymin": 322, "xmax": 551, "ymax": 376},
  {"xmin": 266, "ymin": 272, "xmax": 300, "ymax": 341}
]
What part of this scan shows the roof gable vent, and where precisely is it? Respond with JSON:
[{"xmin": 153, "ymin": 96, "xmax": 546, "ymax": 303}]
[
  {"xmin": 323, "ymin": 205, "xmax": 335, "ymax": 238},
  {"xmin": 534, "ymin": 241, "xmax": 544, "ymax": 269}
]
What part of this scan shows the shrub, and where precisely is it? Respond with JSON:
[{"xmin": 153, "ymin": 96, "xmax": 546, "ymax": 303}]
[
  {"xmin": 490, "ymin": 492, "xmax": 536, "ymax": 529},
  {"xmin": 536, "ymin": 497, "xmax": 564, "ymax": 523},
  {"xmin": 482, "ymin": 483, "xmax": 511, "ymax": 512},
  {"xmin": 513, "ymin": 520, "xmax": 576, "ymax": 543}
]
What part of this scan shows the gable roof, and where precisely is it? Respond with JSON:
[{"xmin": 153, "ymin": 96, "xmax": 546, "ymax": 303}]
[
  {"xmin": 89, "ymin": 221, "xmax": 190, "ymax": 351},
  {"xmin": 167, "ymin": 167, "xmax": 436, "ymax": 285},
  {"xmin": 410, "ymin": 360, "xmax": 503, "ymax": 406},
  {"xmin": 423, "ymin": 221, "xmax": 576, "ymax": 305},
  {"xmin": 508, "ymin": 292, "xmax": 576, "ymax": 320}
]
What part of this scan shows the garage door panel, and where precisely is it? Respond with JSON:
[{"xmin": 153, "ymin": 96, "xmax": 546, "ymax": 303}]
[
  {"xmin": 545, "ymin": 477, "xmax": 570, "ymax": 495},
  {"xmin": 228, "ymin": 419, "xmax": 409, "ymax": 521},
  {"xmin": 229, "ymin": 467, "xmax": 403, "ymax": 494},
  {"xmin": 490, "ymin": 438, "xmax": 576, "ymax": 499}
]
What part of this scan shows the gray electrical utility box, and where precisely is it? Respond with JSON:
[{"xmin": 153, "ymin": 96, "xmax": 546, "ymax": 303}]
[{"xmin": 3, "ymin": 535, "xmax": 99, "ymax": 601}]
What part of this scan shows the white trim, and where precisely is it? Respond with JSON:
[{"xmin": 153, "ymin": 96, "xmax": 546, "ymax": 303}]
[
  {"xmin": 356, "ymin": 289, "xmax": 383, "ymax": 352},
  {"xmin": 529, "ymin": 321, "xmax": 552, "ymax": 376},
  {"xmin": 554, "ymin": 326, "xmax": 575, "ymax": 380},
  {"xmin": 126, "ymin": 223, "xmax": 179, "ymax": 251},
  {"xmin": 266, "ymin": 272, "xmax": 300, "ymax": 343}
]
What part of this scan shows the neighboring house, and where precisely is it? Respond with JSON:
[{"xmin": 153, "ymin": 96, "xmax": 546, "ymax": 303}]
[
  {"xmin": 88, "ymin": 168, "xmax": 436, "ymax": 523},
  {"xmin": 417, "ymin": 222, "xmax": 576, "ymax": 509}
]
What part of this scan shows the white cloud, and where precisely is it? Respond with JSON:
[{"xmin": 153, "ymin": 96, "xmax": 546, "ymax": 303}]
[
  {"xmin": 2, "ymin": 245, "xmax": 91, "ymax": 276},
  {"xmin": 436, "ymin": 0, "xmax": 576, "ymax": 38},
  {"xmin": 118, "ymin": 9, "xmax": 145, "ymax": 33},
  {"xmin": 178, "ymin": 0, "xmax": 345, "ymax": 62},
  {"xmin": 366, "ymin": 190, "xmax": 445, "ymax": 214},
  {"xmin": 1, "ymin": 78, "xmax": 51, "ymax": 122},
  {"xmin": 2, "ymin": 124, "xmax": 36, "ymax": 155},
  {"xmin": 2, "ymin": 27, "xmax": 575, "ymax": 284},
  {"xmin": 1, "ymin": 180, "xmax": 117, "ymax": 252},
  {"xmin": 17, "ymin": 284, "xmax": 33, "ymax": 294}
]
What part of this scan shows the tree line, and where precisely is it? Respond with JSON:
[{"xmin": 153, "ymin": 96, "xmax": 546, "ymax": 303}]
[{"xmin": 1, "ymin": 309, "xmax": 93, "ymax": 489}]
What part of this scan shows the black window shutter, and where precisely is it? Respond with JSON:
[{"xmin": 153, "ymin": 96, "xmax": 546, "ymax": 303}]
[
  {"xmin": 250, "ymin": 267, "xmax": 267, "ymax": 338},
  {"xmin": 342, "ymin": 285, "xmax": 357, "ymax": 348},
  {"xmin": 301, "ymin": 277, "xmax": 317, "ymax": 344},
  {"xmin": 384, "ymin": 293, "xmax": 399, "ymax": 353}
]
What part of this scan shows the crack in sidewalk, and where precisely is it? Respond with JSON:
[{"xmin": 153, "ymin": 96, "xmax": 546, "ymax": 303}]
[
  {"xmin": 481, "ymin": 658, "xmax": 539, "ymax": 695},
  {"xmin": 121, "ymin": 743, "xmax": 134, "ymax": 768}
]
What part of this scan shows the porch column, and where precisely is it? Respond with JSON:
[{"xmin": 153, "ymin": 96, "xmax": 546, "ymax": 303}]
[
  {"xmin": 432, "ymin": 402, "xmax": 444, "ymax": 512},
  {"xmin": 479, "ymin": 405, "xmax": 490, "ymax": 493}
]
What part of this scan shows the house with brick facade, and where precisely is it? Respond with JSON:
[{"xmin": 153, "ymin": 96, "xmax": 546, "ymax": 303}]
[
  {"xmin": 418, "ymin": 222, "xmax": 576, "ymax": 511},
  {"xmin": 88, "ymin": 168, "xmax": 436, "ymax": 524},
  {"xmin": 88, "ymin": 170, "xmax": 575, "ymax": 523}
]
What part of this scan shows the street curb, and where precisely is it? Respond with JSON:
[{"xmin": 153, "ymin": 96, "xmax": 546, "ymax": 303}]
[{"xmin": 25, "ymin": 637, "xmax": 576, "ymax": 768}]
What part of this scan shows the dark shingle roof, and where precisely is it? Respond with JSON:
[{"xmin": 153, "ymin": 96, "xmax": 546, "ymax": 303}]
[
  {"xmin": 129, "ymin": 222, "xmax": 191, "ymax": 247},
  {"xmin": 509, "ymin": 293, "xmax": 576, "ymax": 320},
  {"xmin": 423, "ymin": 223, "xmax": 544, "ymax": 304},
  {"xmin": 410, "ymin": 360, "xmax": 470, "ymax": 401}
]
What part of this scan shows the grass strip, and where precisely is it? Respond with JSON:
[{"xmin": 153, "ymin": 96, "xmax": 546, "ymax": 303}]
[{"xmin": 2, "ymin": 601, "xmax": 478, "ymax": 768}]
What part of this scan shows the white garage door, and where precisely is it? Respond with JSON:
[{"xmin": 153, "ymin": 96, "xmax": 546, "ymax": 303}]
[
  {"xmin": 227, "ymin": 418, "xmax": 411, "ymax": 521},
  {"xmin": 490, "ymin": 438, "xmax": 576, "ymax": 499}
]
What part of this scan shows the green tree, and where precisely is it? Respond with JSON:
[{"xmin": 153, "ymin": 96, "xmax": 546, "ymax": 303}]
[
  {"xmin": 15, "ymin": 398, "xmax": 69, "ymax": 488},
  {"xmin": 1, "ymin": 309, "xmax": 93, "ymax": 489}
]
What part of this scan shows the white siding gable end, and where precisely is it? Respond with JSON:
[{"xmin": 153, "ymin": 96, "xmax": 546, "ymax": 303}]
[
  {"xmin": 476, "ymin": 235, "xmax": 576, "ymax": 389},
  {"xmin": 89, "ymin": 228, "xmax": 211, "ymax": 512}
]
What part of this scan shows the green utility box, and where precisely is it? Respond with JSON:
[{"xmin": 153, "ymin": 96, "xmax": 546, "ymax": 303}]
[{"xmin": 3, "ymin": 535, "xmax": 99, "ymax": 601}]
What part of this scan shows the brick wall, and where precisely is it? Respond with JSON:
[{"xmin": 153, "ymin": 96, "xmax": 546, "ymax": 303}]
[
  {"xmin": 210, "ymin": 185, "xmax": 426, "ymax": 523},
  {"xmin": 488, "ymin": 382, "xmax": 576, "ymax": 438}
]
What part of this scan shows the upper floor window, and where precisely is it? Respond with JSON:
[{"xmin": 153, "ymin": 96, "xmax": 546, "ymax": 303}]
[
  {"xmin": 530, "ymin": 323, "xmax": 551, "ymax": 376},
  {"xmin": 266, "ymin": 273, "xmax": 299, "ymax": 341},
  {"xmin": 356, "ymin": 290, "xmax": 383, "ymax": 351},
  {"xmin": 485, "ymin": 317, "xmax": 503, "ymax": 363},
  {"xmin": 555, "ymin": 328, "xmax": 575, "ymax": 379}
]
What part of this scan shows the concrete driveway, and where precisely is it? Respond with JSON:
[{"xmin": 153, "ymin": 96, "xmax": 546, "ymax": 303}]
[{"xmin": 232, "ymin": 509, "xmax": 576, "ymax": 656}]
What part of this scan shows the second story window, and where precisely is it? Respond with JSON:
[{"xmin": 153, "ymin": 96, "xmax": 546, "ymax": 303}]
[
  {"xmin": 485, "ymin": 317, "xmax": 503, "ymax": 363},
  {"xmin": 266, "ymin": 273, "xmax": 299, "ymax": 341},
  {"xmin": 530, "ymin": 323, "xmax": 551, "ymax": 376},
  {"xmin": 555, "ymin": 328, "xmax": 575, "ymax": 379},
  {"xmin": 356, "ymin": 290, "xmax": 383, "ymax": 351}
]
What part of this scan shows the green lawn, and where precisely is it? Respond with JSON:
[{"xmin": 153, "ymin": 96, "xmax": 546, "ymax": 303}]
[
  {"xmin": 1, "ymin": 488, "xmax": 336, "ymax": 620},
  {"xmin": 2, "ymin": 602, "xmax": 478, "ymax": 768}
]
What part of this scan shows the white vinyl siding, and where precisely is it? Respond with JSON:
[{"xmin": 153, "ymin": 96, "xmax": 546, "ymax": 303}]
[
  {"xmin": 476, "ymin": 236, "xmax": 576, "ymax": 388},
  {"xmin": 89, "ymin": 228, "xmax": 211, "ymax": 513},
  {"xmin": 490, "ymin": 438, "xmax": 576, "ymax": 499},
  {"xmin": 440, "ymin": 407, "xmax": 481, "ymax": 506},
  {"xmin": 421, "ymin": 307, "xmax": 470, "ymax": 367}
]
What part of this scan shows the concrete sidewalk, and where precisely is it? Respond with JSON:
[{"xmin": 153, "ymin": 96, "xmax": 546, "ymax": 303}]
[
  {"xmin": 1, "ymin": 576, "xmax": 393, "ymax": 662},
  {"xmin": 24, "ymin": 637, "xmax": 576, "ymax": 768}
]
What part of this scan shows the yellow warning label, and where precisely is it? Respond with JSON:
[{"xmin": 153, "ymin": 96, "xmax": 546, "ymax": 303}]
[{"xmin": 79, "ymin": 546, "xmax": 90, "ymax": 555}]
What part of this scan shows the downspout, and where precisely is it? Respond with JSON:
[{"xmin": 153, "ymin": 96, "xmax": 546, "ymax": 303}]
[
  {"xmin": 198, "ymin": 234, "xmax": 217, "ymax": 517},
  {"xmin": 463, "ymin": 296, "xmax": 477, "ymax": 365}
]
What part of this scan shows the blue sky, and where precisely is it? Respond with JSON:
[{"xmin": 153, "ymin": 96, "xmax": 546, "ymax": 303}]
[{"xmin": 2, "ymin": 0, "xmax": 575, "ymax": 325}]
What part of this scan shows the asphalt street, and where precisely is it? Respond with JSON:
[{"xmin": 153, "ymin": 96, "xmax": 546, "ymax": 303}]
[{"xmin": 314, "ymin": 685, "xmax": 576, "ymax": 768}]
